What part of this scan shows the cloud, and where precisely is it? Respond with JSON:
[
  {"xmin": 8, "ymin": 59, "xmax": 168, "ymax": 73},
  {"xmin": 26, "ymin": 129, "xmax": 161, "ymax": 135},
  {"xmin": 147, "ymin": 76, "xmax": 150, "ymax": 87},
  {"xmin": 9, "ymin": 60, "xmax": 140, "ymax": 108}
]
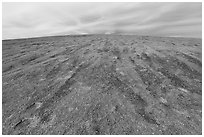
[{"xmin": 2, "ymin": 2, "xmax": 202, "ymax": 39}]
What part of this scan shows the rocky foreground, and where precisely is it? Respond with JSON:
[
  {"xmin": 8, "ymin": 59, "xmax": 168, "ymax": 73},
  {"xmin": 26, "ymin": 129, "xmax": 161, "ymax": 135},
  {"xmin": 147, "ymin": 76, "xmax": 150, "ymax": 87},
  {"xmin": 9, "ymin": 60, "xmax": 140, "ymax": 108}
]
[{"xmin": 2, "ymin": 35, "xmax": 202, "ymax": 135}]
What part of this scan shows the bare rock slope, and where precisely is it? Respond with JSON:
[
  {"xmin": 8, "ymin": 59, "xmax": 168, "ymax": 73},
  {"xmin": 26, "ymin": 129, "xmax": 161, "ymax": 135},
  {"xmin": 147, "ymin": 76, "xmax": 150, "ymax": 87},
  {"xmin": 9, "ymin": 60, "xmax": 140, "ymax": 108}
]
[{"xmin": 2, "ymin": 35, "xmax": 202, "ymax": 135}]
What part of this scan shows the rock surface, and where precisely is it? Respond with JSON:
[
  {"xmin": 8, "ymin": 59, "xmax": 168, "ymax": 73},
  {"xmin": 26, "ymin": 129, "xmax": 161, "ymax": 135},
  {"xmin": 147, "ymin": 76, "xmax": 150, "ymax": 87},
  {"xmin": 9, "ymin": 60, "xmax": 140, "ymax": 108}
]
[{"xmin": 2, "ymin": 35, "xmax": 202, "ymax": 135}]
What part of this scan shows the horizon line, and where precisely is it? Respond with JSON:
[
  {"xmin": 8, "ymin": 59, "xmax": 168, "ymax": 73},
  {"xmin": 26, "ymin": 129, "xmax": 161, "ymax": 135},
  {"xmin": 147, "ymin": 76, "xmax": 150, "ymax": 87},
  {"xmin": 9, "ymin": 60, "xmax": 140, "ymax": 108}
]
[{"xmin": 2, "ymin": 33, "xmax": 202, "ymax": 41}]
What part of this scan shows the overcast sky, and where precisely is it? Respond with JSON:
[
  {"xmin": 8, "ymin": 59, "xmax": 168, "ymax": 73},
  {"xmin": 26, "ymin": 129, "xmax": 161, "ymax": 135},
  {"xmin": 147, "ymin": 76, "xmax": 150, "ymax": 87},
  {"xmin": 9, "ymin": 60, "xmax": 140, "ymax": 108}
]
[{"xmin": 2, "ymin": 2, "xmax": 202, "ymax": 39}]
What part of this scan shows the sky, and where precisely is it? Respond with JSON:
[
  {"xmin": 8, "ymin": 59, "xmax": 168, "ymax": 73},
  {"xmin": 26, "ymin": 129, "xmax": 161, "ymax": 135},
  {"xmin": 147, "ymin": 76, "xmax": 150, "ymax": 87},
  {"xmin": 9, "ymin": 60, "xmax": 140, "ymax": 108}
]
[{"xmin": 2, "ymin": 2, "xmax": 202, "ymax": 39}]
